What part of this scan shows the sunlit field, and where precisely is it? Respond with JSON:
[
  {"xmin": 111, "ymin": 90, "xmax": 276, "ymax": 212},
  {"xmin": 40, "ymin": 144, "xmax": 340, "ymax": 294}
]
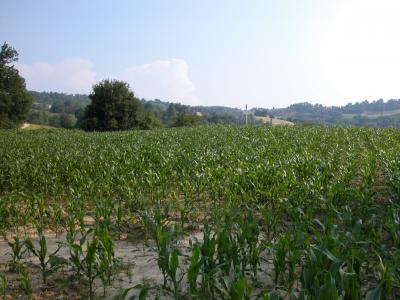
[{"xmin": 0, "ymin": 125, "xmax": 399, "ymax": 299}]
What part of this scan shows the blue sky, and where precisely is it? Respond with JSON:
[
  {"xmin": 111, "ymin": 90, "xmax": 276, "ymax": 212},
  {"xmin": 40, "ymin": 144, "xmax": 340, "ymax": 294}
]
[{"xmin": 2, "ymin": 0, "xmax": 400, "ymax": 108}]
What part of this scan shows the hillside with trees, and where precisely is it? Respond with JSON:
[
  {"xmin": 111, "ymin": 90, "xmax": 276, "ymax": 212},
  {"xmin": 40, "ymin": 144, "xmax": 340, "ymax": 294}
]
[
  {"xmin": 28, "ymin": 90, "xmax": 255, "ymax": 129},
  {"xmin": 252, "ymin": 99, "xmax": 400, "ymax": 128},
  {"xmin": 27, "ymin": 90, "xmax": 400, "ymax": 129}
]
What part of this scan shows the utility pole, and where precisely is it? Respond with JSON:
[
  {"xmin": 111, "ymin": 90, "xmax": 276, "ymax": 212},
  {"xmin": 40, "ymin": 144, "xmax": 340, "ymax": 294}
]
[{"xmin": 245, "ymin": 104, "xmax": 248, "ymax": 125}]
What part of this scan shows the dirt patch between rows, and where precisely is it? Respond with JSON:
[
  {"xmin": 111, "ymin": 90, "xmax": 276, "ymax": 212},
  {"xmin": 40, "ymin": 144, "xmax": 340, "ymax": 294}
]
[{"xmin": 0, "ymin": 228, "xmax": 276, "ymax": 299}]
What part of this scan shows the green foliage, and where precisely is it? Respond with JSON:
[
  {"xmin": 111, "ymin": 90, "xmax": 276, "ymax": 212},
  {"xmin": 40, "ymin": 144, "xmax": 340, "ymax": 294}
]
[
  {"xmin": 268, "ymin": 99, "xmax": 400, "ymax": 128},
  {"xmin": 138, "ymin": 112, "xmax": 162, "ymax": 129},
  {"xmin": 30, "ymin": 91, "xmax": 90, "ymax": 107},
  {"xmin": 0, "ymin": 42, "xmax": 32, "ymax": 128},
  {"xmin": 29, "ymin": 90, "xmax": 251, "ymax": 128},
  {"xmin": 0, "ymin": 272, "xmax": 7, "ymax": 297},
  {"xmin": 171, "ymin": 112, "xmax": 204, "ymax": 127},
  {"xmin": 6, "ymin": 235, "xmax": 27, "ymax": 271},
  {"xmin": 216, "ymin": 270, "xmax": 252, "ymax": 300},
  {"xmin": 27, "ymin": 110, "xmax": 50, "ymax": 125},
  {"xmin": 73, "ymin": 227, "xmax": 116, "ymax": 299},
  {"xmin": 1, "ymin": 125, "xmax": 400, "ymax": 298},
  {"xmin": 66, "ymin": 228, "xmax": 87, "ymax": 284},
  {"xmin": 366, "ymin": 257, "xmax": 394, "ymax": 300},
  {"xmin": 25, "ymin": 226, "xmax": 66, "ymax": 284},
  {"xmin": 63, "ymin": 199, "xmax": 116, "ymax": 299},
  {"xmin": 83, "ymin": 233, "xmax": 100, "ymax": 300},
  {"xmin": 79, "ymin": 79, "xmax": 144, "ymax": 131},
  {"xmin": 16, "ymin": 263, "xmax": 32, "ymax": 296},
  {"xmin": 52, "ymin": 113, "xmax": 77, "ymax": 128},
  {"xmin": 187, "ymin": 243, "xmax": 201, "ymax": 296},
  {"xmin": 144, "ymin": 209, "xmax": 182, "ymax": 296}
]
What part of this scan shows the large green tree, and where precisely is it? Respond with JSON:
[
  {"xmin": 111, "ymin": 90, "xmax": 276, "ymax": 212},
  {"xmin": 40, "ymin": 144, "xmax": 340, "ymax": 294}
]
[
  {"xmin": 0, "ymin": 42, "xmax": 32, "ymax": 128},
  {"xmin": 79, "ymin": 79, "xmax": 144, "ymax": 131}
]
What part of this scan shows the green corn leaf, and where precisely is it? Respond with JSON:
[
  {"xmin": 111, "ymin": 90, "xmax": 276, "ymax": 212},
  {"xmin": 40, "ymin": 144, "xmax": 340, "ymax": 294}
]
[
  {"xmin": 169, "ymin": 250, "xmax": 179, "ymax": 274},
  {"xmin": 319, "ymin": 274, "xmax": 339, "ymax": 300},
  {"xmin": 138, "ymin": 285, "xmax": 149, "ymax": 300},
  {"xmin": 48, "ymin": 255, "xmax": 67, "ymax": 268},
  {"xmin": 311, "ymin": 245, "xmax": 341, "ymax": 263}
]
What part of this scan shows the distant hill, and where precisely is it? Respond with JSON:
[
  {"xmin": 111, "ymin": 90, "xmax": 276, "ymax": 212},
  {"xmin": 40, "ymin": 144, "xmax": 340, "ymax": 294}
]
[
  {"xmin": 29, "ymin": 91, "xmax": 90, "ymax": 115},
  {"xmin": 29, "ymin": 91, "xmax": 400, "ymax": 128},
  {"xmin": 27, "ymin": 91, "xmax": 257, "ymax": 128},
  {"xmin": 29, "ymin": 91, "xmax": 90, "ymax": 106},
  {"xmin": 252, "ymin": 99, "xmax": 400, "ymax": 128},
  {"xmin": 29, "ymin": 92, "xmax": 245, "ymax": 118}
]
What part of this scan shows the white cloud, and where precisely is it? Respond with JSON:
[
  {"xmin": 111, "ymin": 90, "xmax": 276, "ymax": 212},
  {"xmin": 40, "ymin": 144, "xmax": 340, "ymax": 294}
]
[
  {"xmin": 120, "ymin": 59, "xmax": 198, "ymax": 105},
  {"xmin": 16, "ymin": 58, "xmax": 198, "ymax": 105},
  {"xmin": 16, "ymin": 59, "xmax": 97, "ymax": 94}
]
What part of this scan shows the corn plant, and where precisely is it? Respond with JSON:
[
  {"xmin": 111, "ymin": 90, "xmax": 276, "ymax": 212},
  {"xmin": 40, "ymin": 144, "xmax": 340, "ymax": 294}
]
[
  {"xmin": 286, "ymin": 243, "xmax": 301, "ymax": 290},
  {"xmin": 16, "ymin": 263, "xmax": 32, "ymax": 297},
  {"xmin": 50, "ymin": 204, "xmax": 64, "ymax": 237},
  {"xmin": 72, "ymin": 227, "xmax": 116, "ymax": 299},
  {"xmin": 319, "ymin": 273, "xmax": 339, "ymax": 300},
  {"xmin": 6, "ymin": 235, "xmax": 27, "ymax": 271},
  {"xmin": 0, "ymin": 272, "xmax": 7, "ymax": 297},
  {"xmin": 187, "ymin": 242, "xmax": 201, "ymax": 297},
  {"xmin": 95, "ymin": 198, "xmax": 113, "ymax": 231},
  {"xmin": 25, "ymin": 226, "xmax": 66, "ymax": 284},
  {"xmin": 340, "ymin": 263, "xmax": 361, "ymax": 300},
  {"xmin": 116, "ymin": 283, "xmax": 150, "ymax": 300},
  {"xmin": 262, "ymin": 207, "xmax": 279, "ymax": 241},
  {"xmin": 216, "ymin": 224, "xmax": 240, "ymax": 275},
  {"xmin": 198, "ymin": 223, "xmax": 219, "ymax": 298},
  {"xmin": 166, "ymin": 249, "xmax": 182, "ymax": 298},
  {"xmin": 273, "ymin": 234, "xmax": 289, "ymax": 287},
  {"xmin": 139, "ymin": 207, "xmax": 165, "ymax": 243},
  {"xmin": 82, "ymin": 234, "xmax": 100, "ymax": 300},
  {"xmin": 366, "ymin": 257, "xmax": 394, "ymax": 300},
  {"xmin": 65, "ymin": 214, "xmax": 87, "ymax": 284},
  {"xmin": 2, "ymin": 125, "xmax": 400, "ymax": 298},
  {"xmin": 96, "ymin": 226, "xmax": 117, "ymax": 296},
  {"xmin": 258, "ymin": 290, "xmax": 284, "ymax": 300},
  {"xmin": 153, "ymin": 223, "xmax": 181, "ymax": 289},
  {"xmin": 243, "ymin": 209, "xmax": 263, "ymax": 278},
  {"xmin": 215, "ymin": 267, "xmax": 252, "ymax": 300}
]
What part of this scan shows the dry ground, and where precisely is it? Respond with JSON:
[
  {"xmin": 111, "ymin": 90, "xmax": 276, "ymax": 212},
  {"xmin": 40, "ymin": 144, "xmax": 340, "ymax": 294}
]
[
  {"xmin": 20, "ymin": 123, "xmax": 55, "ymax": 130},
  {"xmin": 254, "ymin": 116, "xmax": 294, "ymax": 125},
  {"xmin": 0, "ymin": 226, "xmax": 276, "ymax": 299}
]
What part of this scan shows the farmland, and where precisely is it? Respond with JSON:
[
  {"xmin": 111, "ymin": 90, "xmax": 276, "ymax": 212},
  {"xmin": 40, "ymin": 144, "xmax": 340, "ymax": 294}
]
[{"xmin": 0, "ymin": 125, "xmax": 400, "ymax": 299}]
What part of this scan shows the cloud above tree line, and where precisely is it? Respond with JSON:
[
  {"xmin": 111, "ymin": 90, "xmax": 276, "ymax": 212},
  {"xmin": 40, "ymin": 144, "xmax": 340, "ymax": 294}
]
[{"xmin": 16, "ymin": 58, "xmax": 198, "ymax": 105}]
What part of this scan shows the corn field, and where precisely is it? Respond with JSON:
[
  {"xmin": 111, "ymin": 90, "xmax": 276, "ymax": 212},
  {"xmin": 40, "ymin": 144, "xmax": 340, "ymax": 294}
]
[{"xmin": 0, "ymin": 125, "xmax": 399, "ymax": 299}]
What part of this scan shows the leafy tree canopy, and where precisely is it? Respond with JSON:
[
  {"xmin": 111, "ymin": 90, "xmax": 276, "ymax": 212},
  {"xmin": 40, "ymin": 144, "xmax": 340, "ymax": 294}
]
[
  {"xmin": 79, "ymin": 79, "xmax": 144, "ymax": 131},
  {"xmin": 0, "ymin": 42, "xmax": 32, "ymax": 128},
  {"xmin": 171, "ymin": 112, "xmax": 204, "ymax": 127}
]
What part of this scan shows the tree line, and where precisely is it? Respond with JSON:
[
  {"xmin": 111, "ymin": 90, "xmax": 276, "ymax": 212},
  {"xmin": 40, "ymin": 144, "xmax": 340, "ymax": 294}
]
[
  {"xmin": 252, "ymin": 101, "xmax": 400, "ymax": 128},
  {"xmin": 28, "ymin": 89, "xmax": 251, "ymax": 130}
]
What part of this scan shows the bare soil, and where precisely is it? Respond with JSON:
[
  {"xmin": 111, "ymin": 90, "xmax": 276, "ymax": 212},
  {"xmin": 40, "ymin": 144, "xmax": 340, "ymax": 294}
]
[
  {"xmin": 0, "ymin": 228, "xmax": 276, "ymax": 299},
  {"xmin": 20, "ymin": 123, "xmax": 55, "ymax": 130}
]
